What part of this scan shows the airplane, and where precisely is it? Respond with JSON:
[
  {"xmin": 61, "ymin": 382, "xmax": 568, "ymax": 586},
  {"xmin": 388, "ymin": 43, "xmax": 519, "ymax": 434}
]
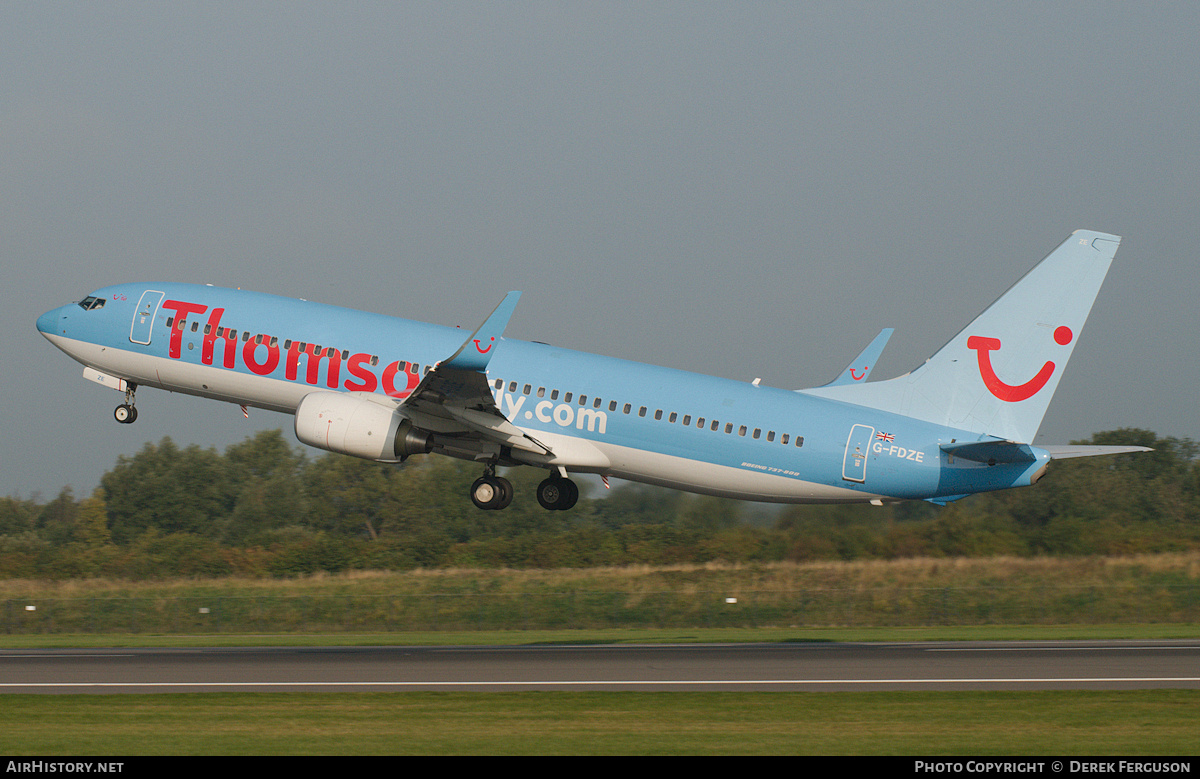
[{"xmin": 37, "ymin": 229, "xmax": 1150, "ymax": 511}]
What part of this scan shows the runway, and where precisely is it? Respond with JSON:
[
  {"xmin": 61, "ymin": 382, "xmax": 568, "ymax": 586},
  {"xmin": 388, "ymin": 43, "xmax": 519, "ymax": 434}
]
[{"xmin": 2, "ymin": 640, "xmax": 1199, "ymax": 693}]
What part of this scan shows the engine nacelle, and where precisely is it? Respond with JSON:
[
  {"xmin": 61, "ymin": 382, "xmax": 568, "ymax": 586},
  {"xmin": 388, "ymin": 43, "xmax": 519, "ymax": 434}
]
[{"xmin": 294, "ymin": 391, "xmax": 432, "ymax": 462}]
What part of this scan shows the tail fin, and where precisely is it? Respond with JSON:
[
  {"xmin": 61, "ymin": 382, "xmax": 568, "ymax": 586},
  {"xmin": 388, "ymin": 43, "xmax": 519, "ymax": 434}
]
[{"xmin": 802, "ymin": 230, "xmax": 1121, "ymax": 443}]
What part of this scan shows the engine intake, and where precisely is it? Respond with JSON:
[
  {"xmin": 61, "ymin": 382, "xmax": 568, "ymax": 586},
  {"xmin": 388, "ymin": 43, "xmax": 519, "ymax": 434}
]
[{"xmin": 294, "ymin": 391, "xmax": 432, "ymax": 462}]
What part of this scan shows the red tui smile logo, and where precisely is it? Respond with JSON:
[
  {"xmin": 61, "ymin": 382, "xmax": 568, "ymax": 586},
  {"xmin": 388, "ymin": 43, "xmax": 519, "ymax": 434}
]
[{"xmin": 967, "ymin": 326, "xmax": 1073, "ymax": 402}]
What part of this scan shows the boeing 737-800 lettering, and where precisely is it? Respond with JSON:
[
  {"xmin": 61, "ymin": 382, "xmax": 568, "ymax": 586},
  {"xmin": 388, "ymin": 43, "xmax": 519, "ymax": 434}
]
[{"xmin": 37, "ymin": 230, "xmax": 1149, "ymax": 511}]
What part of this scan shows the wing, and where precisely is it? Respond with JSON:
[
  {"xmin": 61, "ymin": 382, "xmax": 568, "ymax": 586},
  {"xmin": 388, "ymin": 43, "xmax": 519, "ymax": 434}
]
[{"xmin": 398, "ymin": 291, "xmax": 552, "ymax": 456}]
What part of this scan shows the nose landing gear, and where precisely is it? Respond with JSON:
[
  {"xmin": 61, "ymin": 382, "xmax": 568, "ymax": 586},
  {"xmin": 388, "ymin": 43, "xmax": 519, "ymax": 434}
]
[
  {"xmin": 114, "ymin": 384, "xmax": 138, "ymax": 424},
  {"xmin": 114, "ymin": 404, "xmax": 138, "ymax": 424}
]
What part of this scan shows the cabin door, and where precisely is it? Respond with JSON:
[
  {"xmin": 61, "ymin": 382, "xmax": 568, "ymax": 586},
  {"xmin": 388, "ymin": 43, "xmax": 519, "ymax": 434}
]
[
  {"xmin": 841, "ymin": 424, "xmax": 875, "ymax": 483},
  {"xmin": 130, "ymin": 290, "xmax": 165, "ymax": 345}
]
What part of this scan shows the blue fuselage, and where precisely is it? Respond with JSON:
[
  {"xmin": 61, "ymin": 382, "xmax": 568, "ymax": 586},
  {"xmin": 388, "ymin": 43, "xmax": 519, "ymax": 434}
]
[{"xmin": 37, "ymin": 282, "xmax": 1048, "ymax": 505}]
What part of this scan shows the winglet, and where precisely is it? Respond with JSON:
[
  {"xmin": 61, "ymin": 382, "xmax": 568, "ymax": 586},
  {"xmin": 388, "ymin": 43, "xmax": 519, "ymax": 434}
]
[
  {"xmin": 441, "ymin": 291, "xmax": 521, "ymax": 372},
  {"xmin": 816, "ymin": 328, "xmax": 894, "ymax": 388}
]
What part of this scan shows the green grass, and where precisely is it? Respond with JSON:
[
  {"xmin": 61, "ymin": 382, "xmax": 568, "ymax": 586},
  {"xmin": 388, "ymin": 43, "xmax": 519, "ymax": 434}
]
[
  {"xmin": 1, "ymin": 623, "xmax": 1197, "ymax": 649},
  {"xmin": 0, "ymin": 690, "xmax": 1196, "ymax": 755},
  {"xmin": 2, "ymin": 556, "xmax": 1197, "ymax": 755},
  {"xmin": 5, "ymin": 555, "xmax": 1199, "ymax": 635}
]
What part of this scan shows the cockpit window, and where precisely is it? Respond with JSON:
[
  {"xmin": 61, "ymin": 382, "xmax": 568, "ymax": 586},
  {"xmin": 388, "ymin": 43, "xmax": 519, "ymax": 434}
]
[{"xmin": 77, "ymin": 296, "xmax": 106, "ymax": 311}]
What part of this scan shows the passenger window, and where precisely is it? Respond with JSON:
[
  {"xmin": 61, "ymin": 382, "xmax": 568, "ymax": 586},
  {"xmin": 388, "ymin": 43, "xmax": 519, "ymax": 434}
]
[
  {"xmin": 767, "ymin": 431, "xmax": 775, "ymax": 442},
  {"xmin": 752, "ymin": 428, "xmax": 761, "ymax": 439},
  {"xmin": 738, "ymin": 426, "xmax": 747, "ymax": 437},
  {"xmin": 795, "ymin": 436, "xmax": 804, "ymax": 447},
  {"xmin": 639, "ymin": 407, "xmax": 647, "ymax": 417},
  {"xmin": 538, "ymin": 387, "xmax": 546, "ymax": 398},
  {"xmin": 697, "ymin": 417, "xmax": 705, "ymax": 428},
  {"xmin": 578, "ymin": 395, "xmax": 587, "ymax": 406},
  {"xmin": 564, "ymin": 392, "xmax": 573, "ymax": 403},
  {"xmin": 551, "ymin": 390, "xmax": 560, "ymax": 400},
  {"xmin": 623, "ymin": 403, "xmax": 631, "ymax": 414},
  {"xmin": 725, "ymin": 423, "xmax": 733, "ymax": 434},
  {"xmin": 523, "ymin": 384, "xmax": 531, "ymax": 395},
  {"xmin": 609, "ymin": 401, "xmax": 617, "ymax": 411},
  {"xmin": 654, "ymin": 410, "xmax": 663, "ymax": 421},
  {"xmin": 668, "ymin": 412, "xmax": 677, "ymax": 423},
  {"xmin": 509, "ymin": 382, "xmax": 517, "ymax": 392}
]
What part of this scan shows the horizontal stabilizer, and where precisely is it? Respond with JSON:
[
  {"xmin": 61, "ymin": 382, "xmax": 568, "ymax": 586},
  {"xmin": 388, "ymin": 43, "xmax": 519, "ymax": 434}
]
[
  {"xmin": 1042, "ymin": 444, "xmax": 1153, "ymax": 459},
  {"xmin": 940, "ymin": 440, "xmax": 1043, "ymax": 464},
  {"xmin": 941, "ymin": 440, "xmax": 1153, "ymax": 465}
]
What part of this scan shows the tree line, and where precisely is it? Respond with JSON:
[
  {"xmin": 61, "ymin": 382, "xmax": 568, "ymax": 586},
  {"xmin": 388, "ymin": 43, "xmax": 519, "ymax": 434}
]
[{"xmin": 1, "ymin": 428, "xmax": 1197, "ymax": 579}]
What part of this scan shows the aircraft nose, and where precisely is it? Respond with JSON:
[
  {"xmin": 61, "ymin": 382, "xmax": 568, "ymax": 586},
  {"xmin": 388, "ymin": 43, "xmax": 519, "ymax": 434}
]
[{"xmin": 36, "ymin": 306, "xmax": 66, "ymax": 338}]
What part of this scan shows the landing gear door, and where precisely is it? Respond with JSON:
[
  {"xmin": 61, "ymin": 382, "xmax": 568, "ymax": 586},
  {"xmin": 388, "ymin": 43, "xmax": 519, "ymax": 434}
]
[
  {"xmin": 842, "ymin": 424, "xmax": 875, "ymax": 483},
  {"xmin": 130, "ymin": 290, "xmax": 164, "ymax": 345}
]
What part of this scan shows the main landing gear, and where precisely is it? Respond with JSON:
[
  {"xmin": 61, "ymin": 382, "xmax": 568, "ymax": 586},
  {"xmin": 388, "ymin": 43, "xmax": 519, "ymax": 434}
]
[
  {"xmin": 536, "ymin": 474, "xmax": 578, "ymax": 511},
  {"xmin": 114, "ymin": 384, "xmax": 138, "ymax": 424},
  {"xmin": 470, "ymin": 470, "xmax": 514, "ymax": 511},
  {"xmin": 469, "ymin": 466, "xmax": 579, "ymax": 511}
]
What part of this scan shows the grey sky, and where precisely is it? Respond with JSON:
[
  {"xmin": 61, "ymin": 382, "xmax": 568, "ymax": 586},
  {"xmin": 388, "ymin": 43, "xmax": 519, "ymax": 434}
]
[{"xmin": 4, "ymin": 2, "xmax": 1197, "ymax": 500}]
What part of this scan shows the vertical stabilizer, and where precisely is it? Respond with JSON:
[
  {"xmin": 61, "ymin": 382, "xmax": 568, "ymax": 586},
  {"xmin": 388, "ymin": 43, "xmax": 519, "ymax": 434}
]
[{"xmin": 801, "ymin": 230, "xmax": 1121, "ymax": 443}]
